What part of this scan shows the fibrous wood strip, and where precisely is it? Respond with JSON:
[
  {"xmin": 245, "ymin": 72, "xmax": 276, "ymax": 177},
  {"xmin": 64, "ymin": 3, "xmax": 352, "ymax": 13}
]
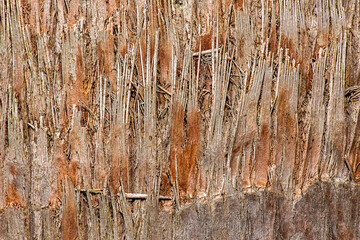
[
  {"xmin": 99, "ymin": 194, "xmax": 112, "ymax": 239},
  {"xmin": 40, "ymin": 0, "xmax": 52, "ymax": 33},
  {"xmin": 11, "ymin": 17, "xmax": 24, "ymax": 102},
  {"xmin": 234, "ymin": 10, "xmax": 256, "ymax": 69},
  {"xmin": 279, "ymin": 1, "xmax": 314, "ymax": 91},
  {"xmin": 34, "ymin": 209, "xmax": 55, "ymax": 240},
  {"xmin": 182, "ymin": 106, "xmax": 201, "ymax": 196},
  {"xmin": 49, "ymin": 135, "xmax": 67, "ymax": 209},
  {"xmin": 206, "ymin": 46, "xmax": 232, "ymax": 195},
  {"xmin": 61, "ymin": 176, "xmax": 78, "ymax": 240},
  {"xmin": 63, "ymin": 34, "xmax": 87, "ymax": 108},
  {"xmin": 143, "ymin": 26, "xmax": 158, "ymax": 195},
  {"xmin": 0, "ymin": 68, "xmax": 7, "ymax": 209},
  {"xmin": 169, "ymin": 100, "xmax": 185, "ymax": 190},
  {"xmin": 168, "ymin": 40, "xmax": 201, "ymax": 197},
  {"xmin": 67, "ymin": 0, "xmax": 83, "ymax": 28},
  {"xmin": 268, "ymin": 0, "xmax": 279, "ymax": 54},
  {"xmin": 300, "ymin": 50, "xmax": 326, "ymax": 190},
  {"xmin": 85, "ymin": 192, "xmax": 101, "ymax": 240},
  {"xmin": 348, "ymin": 108, "xmax": 360, "ymax": 181},
  {"xmin": 93, "ymin": 0, "xmax": 107, "ymax": 32},
  {"xmin": 5, "ymin": 97, "xmax": 27, "ymax": 208},
  {"xmin": 111, "ymin": 56, "xmax": 131, "ymax": 193},
  {"xmin": 109, "ymin": 190, "xmax": 123, "ymax": 239},
  {"xmin": 75, "ymin": 43, "xmax": 87, "ymax": 104},
  {"xmin": 76, "ymin": 194, "xmax": 88, "ymax": 240},
  {"xmin": 322, "ymin": 34, "xmax": 347, "ymax": 180},
  {"xmin": 31, "ymin": 33, "xmax": 56, "ymax": 127},
  {"xmin": 99, "ymin": 29, "xmax": 116, "ymax": 89},
  {"xmin": 117, "ymin": 187, "xmax": 135, "ymax": 239},
  {"xmin": 30, "ymin": 119, "xmax": 53, "ymax": 239},
  {"xmin": 2, "ymin": 208, "xmax": 26, "ymax": 239},
  {"xmin": 53, "ymin": 0, "xmax": 66, "ymax": 54},
  {"xmin": 279, "ymin": 0, "xmax": 305, "ymax": 42},
  {"xmin": 69, "ymin": 108, "xmax": 91, "ymax": 188},
  {"xmin": 28, "ymin": 0, "xmax": 40, "ymax": 35},
  {"xmin": 93, "ymin": 77, "xmax": 108, "ymax": 188},
  {"xmin": 159, "ymin": 34, "xmax": 172, "ymax": 88},
  {"xmin": 61, "ymin": 33, "xmax": 75, "ymax": 108},
  {"xmin": 346, "ymin": 17, "xmax": 360, "ymax": 87},
  {"xmin": 231, "ymin": 58, "xmax": 264, "ymax": 188},
  {"xmin": 316, "ymin": 0, "xmax": 330, "ymax": 33},
  {"xmin": 274, "ymin": 54, "xmax": 299, "ymax": 191},
  {"xmin": 253, "ymin": 57, "xmax": 273, "ymax": 188},
  {"xmin": 110, "ymin": 125, "xmax": 129, "ymax": 193},
  {"xmin": 329, "ymin": 0, "xmax": 346, "ymax": 37},
  {"xmin": 349, "ymin": 107, "xmax": 360, "ymax": 174}
]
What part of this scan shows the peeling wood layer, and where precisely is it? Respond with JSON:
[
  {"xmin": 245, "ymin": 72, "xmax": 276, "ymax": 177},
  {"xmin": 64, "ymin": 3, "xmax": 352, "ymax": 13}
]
[{"xmin": 0, "ymin": 0, "xmax": 360, "ymax": 238}]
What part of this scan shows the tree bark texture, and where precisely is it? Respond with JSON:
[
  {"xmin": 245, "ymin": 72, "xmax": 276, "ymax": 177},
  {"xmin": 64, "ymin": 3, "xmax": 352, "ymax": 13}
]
[{"xmin": 0, "ymin": 0, "xmax": 360, "ymax": 239}]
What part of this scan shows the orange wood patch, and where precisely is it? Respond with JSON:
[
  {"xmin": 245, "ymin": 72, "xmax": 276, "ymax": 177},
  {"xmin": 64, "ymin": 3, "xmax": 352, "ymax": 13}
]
[
  {"xmin": 254, "ymin": 124, "xmax": 270, "ymax": 187},
  {"xmin": 169, "ymin": 102, "xmax": 200, "ymax": 195},
  {"xmin": 62, "ymin": 177, "xmax": 78, "ymax": 240}
]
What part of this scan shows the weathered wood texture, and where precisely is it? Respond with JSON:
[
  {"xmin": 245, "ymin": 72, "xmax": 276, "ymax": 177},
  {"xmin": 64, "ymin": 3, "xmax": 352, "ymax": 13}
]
[{"xmin": 0, "ymin": 0, "xmax": 360, "ymax": 239}]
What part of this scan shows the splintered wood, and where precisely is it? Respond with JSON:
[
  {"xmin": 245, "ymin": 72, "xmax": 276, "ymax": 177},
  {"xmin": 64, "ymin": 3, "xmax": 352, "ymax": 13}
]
[{"xmin": 1, "ymin": 0, "xmax": 360, "ymax": 238}]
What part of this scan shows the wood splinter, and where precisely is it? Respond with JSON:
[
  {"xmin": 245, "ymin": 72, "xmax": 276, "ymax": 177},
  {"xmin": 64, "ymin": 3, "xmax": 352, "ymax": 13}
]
[
  {"xmin": 192, "ymin": 48, "xmax": 219, "ymax": 57},
  {"xmin": 75, "ymin": 189, "xmax": 172, "ymax": 201}
]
